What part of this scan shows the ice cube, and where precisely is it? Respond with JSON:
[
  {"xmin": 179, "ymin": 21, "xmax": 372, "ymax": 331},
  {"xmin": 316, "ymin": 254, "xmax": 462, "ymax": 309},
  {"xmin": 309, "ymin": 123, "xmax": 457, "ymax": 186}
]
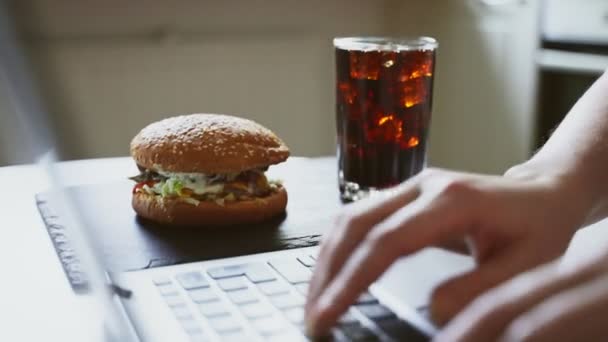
[
  {"xmin": 338, "ymin": 98, "xmax": 365, "ymax": 122},
  {"xmin": 398, "ymin": 50, "xmax": 434, "ymax": 82},
  {"xmin": 397, "ymin": 107, "xmax": 426, "ymax": 149},
  {"xmin": 338, "ymin": 81, "xmax": 357, "ymax": 105},
  {"xmin": 350, "ymin": 51, "xmax": 381, "ymax": 80},
  {"xmin": 365, "ymin": 112, "xmax": 404, "ymax": 143},
  {"xmin": 400, "ymin": 77, "xmax": 428, "ymax": 108},
  {"xmin": 345, "ymin": 88, "xmax": 378, "ymax": 121},
  {"xmin": 405, "ymin": 136, "xmax": 419, "ymax": 148}
]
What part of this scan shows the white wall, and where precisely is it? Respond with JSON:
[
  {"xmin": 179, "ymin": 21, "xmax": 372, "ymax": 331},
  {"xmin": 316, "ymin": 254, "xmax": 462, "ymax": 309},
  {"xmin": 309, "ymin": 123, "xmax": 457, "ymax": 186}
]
[
  {"xmin": 0, "ymin": 79, "xmax": 28, "ymax": 164},
  {"xmin": 387, "ymin": 0, "xmax": 540, "ymax": 173},
  {"xmin": 11, "ymin": 0, "xmax": 392, "ymax": 162},
  {"xmin": 5, "ymin": 0, "xmax": 540, "ymax": 173}
]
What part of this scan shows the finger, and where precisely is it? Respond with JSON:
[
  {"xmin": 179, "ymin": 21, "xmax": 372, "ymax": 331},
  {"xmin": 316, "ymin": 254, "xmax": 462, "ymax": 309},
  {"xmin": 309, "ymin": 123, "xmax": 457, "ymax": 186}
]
[
  {"xmin": 431, "ymin": 231, "xmax": 590, "ymax": 328},
  {"xmin": 309, "ymin": 228, "xmax": 403, "ymax": 335},
  {"xmin": 430, "ymin": 242, "xmax": 535, "ymax": 326},
  {"xmin": 436, "ymin": 253, "xmax": 608, "ymax": 342},
  {"xmin": 306, "ymin": 180, "xmax": 420, "ymax": 312},
  {"xmin": 500, "ymin": 273, "xmax": 608, "ymax": 342},
  {"xmin": 433, "ymin": 237, "xmax": 470, "ymax": 255},
  {"xmin": 308, "ymin": 168, "xmax": 469, "ymax": 309},
  {"xmin": 308, "ymin": 191, "xmax": 474, "ymax": 336}
]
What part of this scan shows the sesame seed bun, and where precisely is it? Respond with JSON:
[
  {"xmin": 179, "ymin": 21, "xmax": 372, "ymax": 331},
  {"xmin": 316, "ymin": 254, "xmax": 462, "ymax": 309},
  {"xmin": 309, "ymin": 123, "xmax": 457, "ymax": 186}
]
[
  {"xmin": 130, "ymin": 113, "xmax": 290, "ymax": 226},
  {"xmin": 132, "ymin": 187, "xmax": 288, "ymax": 226},
  {"xmin": 130, "ymin": 113, "xmax": 290, "ymax": 174}
]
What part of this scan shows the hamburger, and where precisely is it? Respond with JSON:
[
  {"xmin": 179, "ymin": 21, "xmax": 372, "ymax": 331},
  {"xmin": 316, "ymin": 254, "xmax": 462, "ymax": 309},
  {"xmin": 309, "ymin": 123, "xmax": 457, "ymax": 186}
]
[{"xmin": 129, "ymin": 113, "xmax": 289, "ymax": 226}]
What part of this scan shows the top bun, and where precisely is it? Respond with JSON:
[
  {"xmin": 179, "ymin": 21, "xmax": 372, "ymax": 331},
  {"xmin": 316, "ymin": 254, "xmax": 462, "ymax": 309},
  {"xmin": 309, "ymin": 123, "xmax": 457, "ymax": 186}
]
[{"xmin": 130, "ymin": 114, "xmax": 290, "ymax": 174}]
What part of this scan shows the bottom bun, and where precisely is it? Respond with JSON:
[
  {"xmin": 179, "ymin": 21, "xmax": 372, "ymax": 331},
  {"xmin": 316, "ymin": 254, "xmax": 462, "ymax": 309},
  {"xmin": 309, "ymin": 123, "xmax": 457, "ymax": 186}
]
[{"xmin": 132, "ymin": 187, "xmax": 287, "ymax": 226}]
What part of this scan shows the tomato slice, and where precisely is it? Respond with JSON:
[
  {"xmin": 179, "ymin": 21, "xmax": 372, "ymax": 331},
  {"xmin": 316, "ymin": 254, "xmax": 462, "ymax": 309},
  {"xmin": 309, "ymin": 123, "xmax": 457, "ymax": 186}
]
[{"xmin": 132, "ymin": 180, "xmax": 157, "ymax": 194}]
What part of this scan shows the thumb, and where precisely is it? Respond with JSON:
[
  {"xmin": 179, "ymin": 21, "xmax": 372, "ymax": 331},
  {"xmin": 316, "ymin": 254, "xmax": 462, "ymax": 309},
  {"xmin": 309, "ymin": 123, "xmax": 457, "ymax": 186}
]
[{"xmin": 429, "ymin": 244, "xmax": 533, "ymax": 325}]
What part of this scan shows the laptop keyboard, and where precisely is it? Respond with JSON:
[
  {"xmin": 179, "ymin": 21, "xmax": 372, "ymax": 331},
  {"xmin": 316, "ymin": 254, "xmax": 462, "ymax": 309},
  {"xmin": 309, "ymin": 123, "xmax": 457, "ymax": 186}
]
[{"xmin": 152, "ymin": 254, "xmax": 428, "ymax": 342}]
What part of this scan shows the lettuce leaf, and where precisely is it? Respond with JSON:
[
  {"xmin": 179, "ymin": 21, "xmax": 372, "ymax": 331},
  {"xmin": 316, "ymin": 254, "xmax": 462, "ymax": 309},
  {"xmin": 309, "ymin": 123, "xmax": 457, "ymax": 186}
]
[{"xmin": 161, "ymin": 178, "xmax": 183, "ymax": 197}]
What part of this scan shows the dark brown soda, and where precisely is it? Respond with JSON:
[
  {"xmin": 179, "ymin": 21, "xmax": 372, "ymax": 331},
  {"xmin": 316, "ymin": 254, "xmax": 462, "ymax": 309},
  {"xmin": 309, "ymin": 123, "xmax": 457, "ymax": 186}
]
[{"xmin": 336, "ymin": 47, "xmax": 435, "ymax": 189}]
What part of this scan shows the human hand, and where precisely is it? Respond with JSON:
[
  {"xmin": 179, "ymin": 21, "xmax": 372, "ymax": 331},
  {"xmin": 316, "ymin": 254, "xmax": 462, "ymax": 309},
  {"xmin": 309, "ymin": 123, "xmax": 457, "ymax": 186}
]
[
  {"xmin": 305, "ymin": 167, "xmax": 590, "ymax": 336},
  {"xmin": 436, "ymin": 249, "xmax": 608, "ymax": 341}
]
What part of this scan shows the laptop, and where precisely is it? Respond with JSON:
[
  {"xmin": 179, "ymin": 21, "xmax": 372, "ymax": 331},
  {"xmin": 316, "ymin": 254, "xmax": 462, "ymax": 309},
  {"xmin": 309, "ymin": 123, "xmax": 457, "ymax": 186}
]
[{"xmin": 0, "ymin": 5, "xmax": 436, "ymax": 341}]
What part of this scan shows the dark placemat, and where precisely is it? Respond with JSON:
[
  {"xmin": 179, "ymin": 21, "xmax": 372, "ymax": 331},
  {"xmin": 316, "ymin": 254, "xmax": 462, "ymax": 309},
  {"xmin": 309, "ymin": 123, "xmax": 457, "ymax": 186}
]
[{"xmin": 36, "ymin": 157, "xmax": 343, "ymax": 292}]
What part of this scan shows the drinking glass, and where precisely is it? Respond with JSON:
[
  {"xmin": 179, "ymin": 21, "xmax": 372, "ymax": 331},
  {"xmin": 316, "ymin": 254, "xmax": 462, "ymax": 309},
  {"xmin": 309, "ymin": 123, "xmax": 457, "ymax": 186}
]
[{"xmin": 334, "ymin": 37, "xmax": 438, "ymax": 201}]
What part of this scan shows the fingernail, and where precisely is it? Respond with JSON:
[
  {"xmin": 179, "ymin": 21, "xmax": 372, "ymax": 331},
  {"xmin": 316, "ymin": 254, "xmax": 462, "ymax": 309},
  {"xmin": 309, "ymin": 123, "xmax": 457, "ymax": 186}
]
[
  {"xmin": 305, "ymin": 315, "xmax": 316, "ymax": 337},
  {"xmin": 305, "ymin": 303, "xmax": 321, "ymax": 337},
  {"xmin": 307, "ymin": 294, "xmax": 332, "ymax": 336}
]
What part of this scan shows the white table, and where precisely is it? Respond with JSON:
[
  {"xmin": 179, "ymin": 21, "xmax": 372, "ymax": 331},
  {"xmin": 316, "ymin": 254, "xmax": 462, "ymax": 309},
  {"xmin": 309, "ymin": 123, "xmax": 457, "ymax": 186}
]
[{"xmin": 1, "ymin": 157, "xmax": 607, "ymax": 341}]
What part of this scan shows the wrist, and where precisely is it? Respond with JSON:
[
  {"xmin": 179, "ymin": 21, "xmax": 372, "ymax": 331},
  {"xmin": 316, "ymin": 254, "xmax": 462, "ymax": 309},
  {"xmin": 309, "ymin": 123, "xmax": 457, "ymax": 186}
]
[{"xmin": 504, "ymin": 161, "xmax": 595, "ymax": 229}]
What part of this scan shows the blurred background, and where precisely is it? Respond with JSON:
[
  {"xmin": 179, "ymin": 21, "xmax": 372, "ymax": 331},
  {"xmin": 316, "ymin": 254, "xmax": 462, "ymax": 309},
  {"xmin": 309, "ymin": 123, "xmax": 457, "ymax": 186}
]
[{"xmin": 1, "ymin": 0, "xmax": 607, "ymax": 173}]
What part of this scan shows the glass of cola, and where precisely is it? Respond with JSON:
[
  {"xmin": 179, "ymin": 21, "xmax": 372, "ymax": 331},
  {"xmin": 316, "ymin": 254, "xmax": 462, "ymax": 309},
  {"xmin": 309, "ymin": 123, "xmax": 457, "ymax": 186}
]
[{"xmin": 334, "ymin": 37, "xmax": 438, "ymax": 201}]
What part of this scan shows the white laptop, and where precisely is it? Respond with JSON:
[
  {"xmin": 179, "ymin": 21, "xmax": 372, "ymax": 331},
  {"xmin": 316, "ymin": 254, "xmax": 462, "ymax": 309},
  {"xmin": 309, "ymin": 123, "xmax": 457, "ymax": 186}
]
[{"xmin": 40, "ymin": 169, "xmax": 437, "ymax": 342}]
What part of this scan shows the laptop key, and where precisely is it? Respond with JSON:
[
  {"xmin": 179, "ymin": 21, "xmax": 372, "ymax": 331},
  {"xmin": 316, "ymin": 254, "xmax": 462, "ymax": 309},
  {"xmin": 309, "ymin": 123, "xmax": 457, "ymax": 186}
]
[
  {"xmin": 227, "ymin": 288, "xmax": 259, "ymax": 305},
  {"xmin": 207, "ymin": 314, "xmax": 242, "ymax": 333},
  {"xmin": 297, "ymin": 255, "xmax": 316, "ymax": 268},
  {"xmin": 269, "ymin": 292, "xmax": 305, "ymax": 310},
  {"xmin": 311, "ymin": 328, "xmax": 348, "ymax": 342},
  {"xmin": 256, "ymin": 280, "xmax": 290, "ymax": 296},
  {"xmin": 283, "ymin": 306, "xmax": 305, "ymax": 324},
  {"xmin": 176, "ymin": 271, "xmax": 209, "ymax": 290},
  {"xmin": 338, "ymin": 310, "xmax": 358, "ymax": 325},
  {"xmin": 171, "ymin": 305, "xmax": 193, "ymax": 320},
  {"xmin": 295, "ymin": 323, "xmax": 308, "ymax": 335},
  {"xmin": 356, "ymin": 291, "xmax": 378, "ymax": 305},
  {"xmin": 164, "ymin": 294, "xmax": 186, "ymax": 307},
  {"xmin": 356, "ymin": 303, "xmax": 395, "ymax": 321},
  {"xmin": 330, "ymin": 328, "xmax": 351, "ymax": 342},
  {"xmin": 268, "ymin": 259, "xmax": 312, "ymax": 284},
  {"xmin": 179, "ymin": 318, "xmax": 203, "ymax": 334},
  {"xmin": 417, "ymin": 306, "xmax": 430, "ymax": 320},
  {"xmin": 245, "ymin": 264, "xmax": 276, "ymax": 283},
  {"xmin": 152, "ymin": 276, "xmax": 172, "ymax": 286},
  {"xmin": 188, "ymin": 332, "xmax": 209, "ymax": 342},
  {"xmin": 338, "ymin": 322, "xmax": 379, "ymax": 341},
  {"xmin": 207, "ymin": 264, "xmax": 247, "ymax": 279},
  {"xmin": 252, "ymin": 315, "xmax": 287, "ymax": 336},
  {"xmin": 188, "ymin": 288, "xmax": 218, "ymax": 303},
  {"xmin": 266, "ymin": 330, "xmax": 307, "ymax": 342},
  {"xmin": 198, "ymin": 301, "xmax": 231, "ymax": 317},
  {"xmin": 220, "ymin": 330, "xmax": 249, "ymax": 342},
  {"xmin": 217, "ymin": 276, "xmax": 248, "ymax": 291},
  {"xmin": 294, "ymin": 283, "xmax": 309, "ymax": 296},
  {"xmin": 377, "ymin": 318, "xmax": 428, "ymax": 342},
  {"xmin": 157, "ymin": 284, "xmax": 179, "ymax": 296},
  {"xmin": 239, "ymin": 302, "xmax": 275, "ymax": 319}
]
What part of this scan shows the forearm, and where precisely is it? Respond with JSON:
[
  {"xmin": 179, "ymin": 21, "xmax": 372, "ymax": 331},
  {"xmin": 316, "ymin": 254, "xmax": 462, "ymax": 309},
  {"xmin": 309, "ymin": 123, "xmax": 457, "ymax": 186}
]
[{"xmin": 509, "ymin": 71, "xmax": 608, "ymax": 225}]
